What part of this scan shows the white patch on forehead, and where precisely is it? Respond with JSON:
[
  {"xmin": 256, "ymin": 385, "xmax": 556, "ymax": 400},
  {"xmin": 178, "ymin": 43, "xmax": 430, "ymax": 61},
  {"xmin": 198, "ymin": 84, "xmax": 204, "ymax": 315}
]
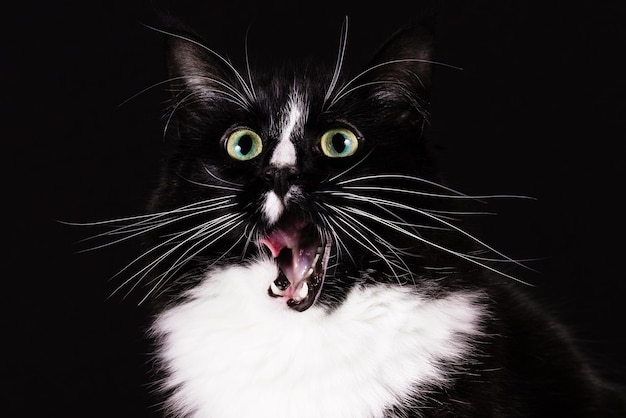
[{"xmin": 270, "ymin": 91, "xmax": 307, "ymax": 167}]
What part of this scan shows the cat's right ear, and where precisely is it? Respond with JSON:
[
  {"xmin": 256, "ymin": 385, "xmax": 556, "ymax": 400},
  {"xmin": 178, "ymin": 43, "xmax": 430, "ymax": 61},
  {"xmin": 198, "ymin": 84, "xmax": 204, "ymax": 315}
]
[{"xmin": 165, "ymin": 34, "xmax": 236, "ymax": 98}]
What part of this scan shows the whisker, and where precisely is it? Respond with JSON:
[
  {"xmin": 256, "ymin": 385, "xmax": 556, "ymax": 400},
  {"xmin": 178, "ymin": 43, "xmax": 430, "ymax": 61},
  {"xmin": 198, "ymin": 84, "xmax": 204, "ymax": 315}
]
[
  {"xmin": 163, "ymin": 90, "xmax": 199, "ymax": 138},
  {"xmin": 327, "ymin": 80, "xmax": 393, "ymax": 107},
  {"xmin": 117, "ymin": 75, "xmax": 247, "ymax": 110},
  {"xmin": 61, "ymin": 196, "xmax": 233, "ymax": 228},
  {"xmin": 342, "ymin": 205, "xmax": 533, "ymax": 286},
  {"xmin": 318, "ymin": 210, "xmax": 354, "ymax": 267},
  {"xmin": 244, "ymin": 24, "xmax": 257, "ymax": 101},
  {"xmin": 109, "ymin": 212, "xmax": 242, "ymax": 299},
  {"xmin": 178, "ymin": 174, "xmax": 244, "ymax": 192},
  {"xmin": 325, "ymin": 205, "xmax": 410, "ymax": 283},
  {"xmin": 327, "ymin": 203, "xmax": 414, "ymax": 270},
  {"xmin": 327, "ymin": 57, "xmax": 462, "ymax": 109},
  {"xmin": 175, "ymin": 76, "xmax": 250, "ymax": 108},
  {"xmin": 203, "ymin": 164, "xmax": 244, "ymax": 187},
  {"xmin": 138, "ymin": 217, "xmax": 246, "ymax": 304},
  {"xmin": 74, "ymin": 198, "xmax": 237, "ymax": 252},
  {"xmin": 336, "ymin": 174, "xmax": 535, "ymax": 201},
  {"xmin": 339, "ymin": 185, "xmax": 531, "ymax": 200},
  {"xmin": 332, "ymin": 191, "xmax": 532, "ymax": 271},
  {"xmin": 325, "ymin": 148, "xmax": 375, "ymax": 184},
  {"xmin": 323, "ymin": 16, "xmax": 349, "ymax": 104},
  {"xmin": 118, "ymin": 76, "xmax": 178, "ymax": 108},
  {"xmin": 356, "ymin": 195, "xmax": 451, "ymax": 234},
  {"xmin": 158, "ymin": 215, "xmax": 245, "ymax": 281},
  {"xmin": 241, "ymin": 222, "xmax": 260, "ymax": 260}
]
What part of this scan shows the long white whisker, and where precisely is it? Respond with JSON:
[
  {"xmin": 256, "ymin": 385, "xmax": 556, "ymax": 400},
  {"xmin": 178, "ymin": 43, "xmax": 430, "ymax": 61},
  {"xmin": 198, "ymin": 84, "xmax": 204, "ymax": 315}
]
[
  {"xmin": 326, "ymin": 206, "xmax": 407, "ymax": 283},
  {"xmin": 328, "ymin": 80, "xmax": 393, "ymax": 107},
  {"xmin": 326, "ymin": 204, "xmax": 414, "ymax": 274},
  {"xmin": 334, "ymin": 191, "xmax": 531, "ymax": 271},
  {"xmin": 163, "ymin": 90, "xmax": 197, "ymax": 138},
  {"xmin": 62, "ymin": 195, "xmax": 235, "ymax": 228},
  {"xmin": 179, "ymin": 174, "xmax": 243, "ymax": 192},
  {"xmin": 343, "ymin": 205, "xmax": 533, "ymax": 285},
  {"xmin": 337, "ymin": 174, "xmax": 535, "ymax": 200},
  {"xmin": 325, "ymin": 148, "xmax": 374, "ymax": 183},
  {"xmin": 203, "ymin": 164, "xmax": 244, "ymax": 187},
  {"xmin": 318, "ymin": 211, "xmax": 354, "ymax": 267},
  {"xmin": 243, "ymin": 24, "xmax": 257, "ymax": 101},
  {"xmin": 324, "ymin": 16, "xmax": 349, "ymax": 104},
  {"xmin": 339, "ymin": 185, "xmax": 531, "ymax": 200},
  {"xmin": 76, "ymin": 200, "xmax": 238, "ymax": 252},
  {"xmin": 118, "ymin": 75, "xmax": 247, "ymax": 109},
  {"xmin": 176, "ymin": 76, "xmax": 250, "ymax": 108},
  {"xmin": 138, "ymin": 218, "xmax": 245, "ymax": 305},
  {"xmin": 328, "ymin": 57, "xmax": 462, "ymax": 108},
  {"xmin": 118, "ymin": 76, "xmax": 179, "ymax": 108},
  {"xmin": 240, "ymin": 222, "xmax": 258, "ymax": 260},
  {"xmin": 346, "ymin": 194, "xmax": 450, "ymax": 235},
  {"xmin": 109, "ymin": 212, "xmax": 241, "ymax": 298},
  {"xmin": 151, "ymin": 226, "xmax": 249, "ymax": 302},
  {"xmin": 159, "ymin": 215, "xmax": 245, "ymax": 280}
]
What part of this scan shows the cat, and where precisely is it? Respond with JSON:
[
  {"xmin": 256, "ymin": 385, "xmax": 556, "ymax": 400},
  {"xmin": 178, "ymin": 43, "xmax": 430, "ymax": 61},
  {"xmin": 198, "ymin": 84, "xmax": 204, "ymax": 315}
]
[{"xmin": 100, "ymin": 17, "xmax": 625, "ymax": 418}]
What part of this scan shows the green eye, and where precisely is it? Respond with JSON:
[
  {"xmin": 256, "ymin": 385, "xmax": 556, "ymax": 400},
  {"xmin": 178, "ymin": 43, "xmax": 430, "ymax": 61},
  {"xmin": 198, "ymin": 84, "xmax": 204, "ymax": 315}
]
[
  {"xmin": 226, "ymin": 129, "xmax": 263, "ymax": 161},
  {"xmin": 320, "ymin": 128, "xmax": 359, "ymax": 158}
]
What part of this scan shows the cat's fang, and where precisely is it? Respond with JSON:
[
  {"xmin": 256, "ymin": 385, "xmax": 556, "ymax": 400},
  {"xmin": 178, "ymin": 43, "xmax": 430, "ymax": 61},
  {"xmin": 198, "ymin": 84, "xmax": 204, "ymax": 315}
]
[
  {"xmin": 295, "ymin": 282, "xmax": 308, "ymax": 301},
  {"xmin": 269, "ymin": 280, "xmax": 286, "ymax": 297}
]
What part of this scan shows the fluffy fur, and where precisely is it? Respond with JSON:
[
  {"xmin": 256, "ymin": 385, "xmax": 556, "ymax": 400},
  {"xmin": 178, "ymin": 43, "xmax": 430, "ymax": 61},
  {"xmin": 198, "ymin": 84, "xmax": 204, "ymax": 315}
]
[
  {"xmin": 97, "ymin": 18, "xmax": 625, "ymax": 417},
  {"xmin": 154, "ymin": 258, "xmax": 483, "ymax": 418}
]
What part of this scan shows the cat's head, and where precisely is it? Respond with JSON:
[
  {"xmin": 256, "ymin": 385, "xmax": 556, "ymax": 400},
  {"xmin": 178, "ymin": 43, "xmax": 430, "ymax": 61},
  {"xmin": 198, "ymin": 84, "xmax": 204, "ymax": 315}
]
[{"xmin": 135, "ymin": 22, "xmax": 485, "ymax": 310}]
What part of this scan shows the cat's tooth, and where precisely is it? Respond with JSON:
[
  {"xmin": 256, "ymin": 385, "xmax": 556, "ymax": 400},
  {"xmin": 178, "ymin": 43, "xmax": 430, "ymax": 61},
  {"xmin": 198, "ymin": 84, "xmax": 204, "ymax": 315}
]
[
  {"xmin": 270, "ymin": 281, "xmax": 286, "ymax": 296},
  {"xmin": 297, "ymin": 282, "xmax": 309, "ymax": 300}
]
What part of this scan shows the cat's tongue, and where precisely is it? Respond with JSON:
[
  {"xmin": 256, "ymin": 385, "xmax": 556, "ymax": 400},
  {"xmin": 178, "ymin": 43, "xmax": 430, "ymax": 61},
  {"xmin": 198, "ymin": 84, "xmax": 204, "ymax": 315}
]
[{"xmin": 260, "ymin": 216, "xmax": 329, "ymax": 312}]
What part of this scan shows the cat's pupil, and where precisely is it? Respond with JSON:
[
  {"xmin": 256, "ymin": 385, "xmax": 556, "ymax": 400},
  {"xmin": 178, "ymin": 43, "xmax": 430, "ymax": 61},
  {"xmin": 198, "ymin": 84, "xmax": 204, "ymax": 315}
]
[
  {"xmin": 236, "ymin": 134, "xmax": 253, "ymax": 156},
  {"xmin": 332, "ymin": 133, "xmax": 348, "ymax": 154}
]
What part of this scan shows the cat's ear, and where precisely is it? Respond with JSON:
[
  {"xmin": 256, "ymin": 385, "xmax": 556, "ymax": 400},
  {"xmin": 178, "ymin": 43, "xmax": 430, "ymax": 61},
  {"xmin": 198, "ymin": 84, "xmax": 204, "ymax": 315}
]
[
  {"xmin": 356, "ymin": 25, "xmax": 433, "ymax": 116},
  {"xmin": 371, "ymin": 25, "xmax": 432, "ymax": 88},
  {"xmin": 164, "ymin": 33, "xmax": 241, "ymax": 103}
]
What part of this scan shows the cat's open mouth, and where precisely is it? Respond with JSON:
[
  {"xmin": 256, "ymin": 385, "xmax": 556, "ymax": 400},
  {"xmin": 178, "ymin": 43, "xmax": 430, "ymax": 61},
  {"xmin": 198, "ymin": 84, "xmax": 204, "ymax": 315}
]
[{"xmin": 260, "ymin": 215, "xmax": 331, "ymax": 311}]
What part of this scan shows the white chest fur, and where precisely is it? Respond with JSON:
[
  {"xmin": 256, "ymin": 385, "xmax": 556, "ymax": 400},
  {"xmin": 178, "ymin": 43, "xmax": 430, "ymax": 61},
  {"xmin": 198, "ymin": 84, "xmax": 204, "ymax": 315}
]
[{"xmin": 153, "ymin": 259, "xmax": 483, "ymax": 418}]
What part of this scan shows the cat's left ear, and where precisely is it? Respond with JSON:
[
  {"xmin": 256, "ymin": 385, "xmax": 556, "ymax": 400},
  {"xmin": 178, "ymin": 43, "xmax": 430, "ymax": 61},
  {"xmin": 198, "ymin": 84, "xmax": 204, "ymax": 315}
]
[{"xmin": 357, "ymin": 25, "xmax": 433, "ymax": 115}]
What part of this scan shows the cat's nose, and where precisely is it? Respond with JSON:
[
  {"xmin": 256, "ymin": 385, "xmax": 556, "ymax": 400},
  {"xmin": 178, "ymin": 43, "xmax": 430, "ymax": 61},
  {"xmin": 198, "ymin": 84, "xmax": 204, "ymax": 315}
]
[{"xmin": 264, "ymin": 166, "xmax": 299, "ymax": 198}]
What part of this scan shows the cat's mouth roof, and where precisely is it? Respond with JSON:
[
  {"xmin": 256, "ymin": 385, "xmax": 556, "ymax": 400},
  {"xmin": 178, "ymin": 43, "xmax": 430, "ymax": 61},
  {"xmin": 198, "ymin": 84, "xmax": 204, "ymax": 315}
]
[{"xmin": 260, "ymin": 214, "xmax": 330, "ymax": 311}]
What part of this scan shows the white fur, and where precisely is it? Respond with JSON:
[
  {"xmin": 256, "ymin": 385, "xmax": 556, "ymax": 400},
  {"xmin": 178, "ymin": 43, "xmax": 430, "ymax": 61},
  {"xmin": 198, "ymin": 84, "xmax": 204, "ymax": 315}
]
[
  {"xmin": 154, "ymin": 259, "xmax": 484, "ymax": 418},
  {"xmin": 270, "ymin": 91, "xmax": 307, "ymax": 167},
  {"xmin": 262, "ymin": 191, "xmax": 284, "ymax": 224}
]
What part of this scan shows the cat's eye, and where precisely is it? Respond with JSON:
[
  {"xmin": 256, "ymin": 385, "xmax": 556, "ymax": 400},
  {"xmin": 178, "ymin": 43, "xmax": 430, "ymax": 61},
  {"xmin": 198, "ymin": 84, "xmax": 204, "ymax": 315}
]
[
  {"xmin": 225, "ymin": 129, "xmax": 263, "ymax": 161},
  {"xmin": 320, "ymin": 128, "xmax": 359, "ymax": 158}
]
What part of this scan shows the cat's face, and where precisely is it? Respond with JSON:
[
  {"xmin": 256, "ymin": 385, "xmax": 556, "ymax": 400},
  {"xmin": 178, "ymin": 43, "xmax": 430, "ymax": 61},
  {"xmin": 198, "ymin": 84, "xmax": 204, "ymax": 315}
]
[{"xmin": 130, "ymin": 25, "xmax": 484, "ymax": 310}]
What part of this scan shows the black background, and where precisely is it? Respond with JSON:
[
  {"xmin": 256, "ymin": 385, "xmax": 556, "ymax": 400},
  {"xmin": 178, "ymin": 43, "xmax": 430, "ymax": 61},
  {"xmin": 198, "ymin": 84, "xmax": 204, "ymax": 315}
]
[{"xmin": 5, "ymin": 0, "xmax": 626, "ymax": 416}]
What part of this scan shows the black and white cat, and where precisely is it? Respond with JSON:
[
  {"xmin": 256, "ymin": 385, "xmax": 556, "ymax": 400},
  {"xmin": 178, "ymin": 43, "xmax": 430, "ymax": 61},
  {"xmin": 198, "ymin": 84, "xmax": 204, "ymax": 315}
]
[{"xmin": 105, "ymin": 17, "xmax": 625, "ymax": 418}]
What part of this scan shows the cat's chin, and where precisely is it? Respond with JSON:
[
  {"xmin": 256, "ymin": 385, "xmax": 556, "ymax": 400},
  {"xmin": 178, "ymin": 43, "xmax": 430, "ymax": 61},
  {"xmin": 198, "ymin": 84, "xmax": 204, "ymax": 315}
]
[{"xmin": 260, "ymin": 214, "xmax": 331, "ymax": 312}]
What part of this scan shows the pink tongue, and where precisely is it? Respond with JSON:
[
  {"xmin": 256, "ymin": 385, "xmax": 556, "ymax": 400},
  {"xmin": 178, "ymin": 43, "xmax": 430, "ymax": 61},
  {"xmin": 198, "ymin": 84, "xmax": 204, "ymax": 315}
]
[{"xmin": 260, "ymin": 221, "xmax": 318, "ymax": 286}]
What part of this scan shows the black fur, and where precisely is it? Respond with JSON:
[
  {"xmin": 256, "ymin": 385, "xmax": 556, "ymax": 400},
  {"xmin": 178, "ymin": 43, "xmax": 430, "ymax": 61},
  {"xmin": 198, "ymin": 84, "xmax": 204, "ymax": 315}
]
[{"xmin": 111, "ymin": 19, "xmax": 625, "ymax": 417}]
